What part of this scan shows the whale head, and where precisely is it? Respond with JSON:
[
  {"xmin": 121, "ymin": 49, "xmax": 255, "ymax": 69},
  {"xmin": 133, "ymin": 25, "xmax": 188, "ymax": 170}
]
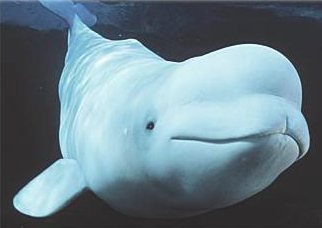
[{"xmin": 76, "ymin": 44, "xmax": 309, "ymax": 218}]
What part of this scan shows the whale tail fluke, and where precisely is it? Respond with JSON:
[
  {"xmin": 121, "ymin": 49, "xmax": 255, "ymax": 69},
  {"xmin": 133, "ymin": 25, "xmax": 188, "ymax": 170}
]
[
  {"xmin": 39, "ymin": 0, "xmax": 97, "ymax": 28},
  {"xmin": 13, "ymin": 159, "xmax": 87, "ymax": 217}
]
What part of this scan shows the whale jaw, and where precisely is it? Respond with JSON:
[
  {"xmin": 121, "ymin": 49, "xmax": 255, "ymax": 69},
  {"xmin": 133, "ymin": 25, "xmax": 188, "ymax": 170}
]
[{"xmin": 102, "ymin": 133, "xmax": 299, "ymax": 219}]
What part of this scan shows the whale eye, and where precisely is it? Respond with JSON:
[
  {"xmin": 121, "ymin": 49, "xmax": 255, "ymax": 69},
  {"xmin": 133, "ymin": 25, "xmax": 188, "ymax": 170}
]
[{"xmin": 146, "ymin": 121, "xmax": 155, "ymax": 130}]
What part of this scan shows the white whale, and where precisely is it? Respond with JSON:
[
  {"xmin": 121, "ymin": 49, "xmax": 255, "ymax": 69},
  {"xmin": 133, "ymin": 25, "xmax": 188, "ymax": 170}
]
[{"xmin": 13, "ymin": 0, "xmax": 310, "ymax": 218}]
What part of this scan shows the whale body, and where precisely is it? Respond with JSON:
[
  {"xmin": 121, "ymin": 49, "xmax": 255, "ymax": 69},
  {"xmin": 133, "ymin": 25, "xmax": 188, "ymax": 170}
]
[{"xmin": 13, "ymin": 0, "xmax": 310, "ymax": 218}]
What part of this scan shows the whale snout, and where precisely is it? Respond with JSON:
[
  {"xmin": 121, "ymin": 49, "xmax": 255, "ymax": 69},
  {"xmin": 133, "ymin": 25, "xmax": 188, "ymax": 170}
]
[
  {"xmin": 283, "ymin": 108, "xmax": 310, "ymax": 159},
  {"xmin": 166, "ymin": 94, "xmax": 309, "ymax": 159},
  {"xmin": 160, "ymin": 44, "xmax": 310, "ymax": 159}
]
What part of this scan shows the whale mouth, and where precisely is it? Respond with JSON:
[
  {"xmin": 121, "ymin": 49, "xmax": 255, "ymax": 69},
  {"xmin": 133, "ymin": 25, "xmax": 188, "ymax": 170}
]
[
  {"xmin": 167, "ymin": 95, "xmax": 309, "ymax": 160},
  {"xmin": 171, "ymin": 132, "xmax": 279, "ymax": 144},
  {"xmin": 170, "ymin": 131, "xmax": 303, "ymax": 159}
]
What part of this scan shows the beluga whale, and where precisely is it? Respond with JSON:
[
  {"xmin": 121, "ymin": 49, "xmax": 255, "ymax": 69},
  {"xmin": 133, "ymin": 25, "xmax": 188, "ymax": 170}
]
[{"xmin": 13, "ymin": 0, "xmax": 310, "ymax": 218}]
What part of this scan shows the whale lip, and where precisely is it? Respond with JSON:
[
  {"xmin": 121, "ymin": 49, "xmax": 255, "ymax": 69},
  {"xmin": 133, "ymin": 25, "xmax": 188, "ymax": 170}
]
[
  {"xmin": 170, "ymin": 130, "xmax": 304, "ymax": 159},
  {"xmin": 282, "ymin": 133, "xmax": 302, "ymax": 159},
  {"xmin": 171, "ymin": 132, "xmax": 280, "ymax": 144}
]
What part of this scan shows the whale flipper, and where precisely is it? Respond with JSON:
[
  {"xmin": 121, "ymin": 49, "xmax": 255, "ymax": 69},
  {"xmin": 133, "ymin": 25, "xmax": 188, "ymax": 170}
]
[{"xmin": 13, "ymin": 159, "xmax": 87, "ymax": 217}]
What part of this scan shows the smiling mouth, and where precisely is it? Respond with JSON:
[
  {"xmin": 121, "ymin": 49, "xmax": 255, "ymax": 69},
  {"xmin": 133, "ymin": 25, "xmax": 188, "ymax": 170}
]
[
  {"xmin": 170, "ymin": 132, "xmax": 302, "ymax": 158},
  {"xmin": 171, "ymin": 132, "xmax": 282, "ymax": 144}
]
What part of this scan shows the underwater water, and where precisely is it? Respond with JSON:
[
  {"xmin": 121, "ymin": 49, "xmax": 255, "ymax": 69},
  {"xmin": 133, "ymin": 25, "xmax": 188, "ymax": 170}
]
[{"xmin": 1, "ymin": 1, "xmax": 322, "ymax": 227}]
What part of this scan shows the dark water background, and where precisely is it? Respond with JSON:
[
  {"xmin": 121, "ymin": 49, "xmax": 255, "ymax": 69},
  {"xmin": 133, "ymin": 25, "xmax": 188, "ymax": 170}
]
[{"xmin": 1, "ymin": 2, "xmax": 322, "ymax": 228}]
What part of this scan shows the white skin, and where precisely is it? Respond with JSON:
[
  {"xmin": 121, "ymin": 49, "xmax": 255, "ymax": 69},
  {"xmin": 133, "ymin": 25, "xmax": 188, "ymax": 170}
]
[
  {"xmin": 66, "ymin": 35, "xmax": 309, "ymax": 217},
  {"xmin": 13, "ymin": 2, "xmax": 310, "ymax": 218}
]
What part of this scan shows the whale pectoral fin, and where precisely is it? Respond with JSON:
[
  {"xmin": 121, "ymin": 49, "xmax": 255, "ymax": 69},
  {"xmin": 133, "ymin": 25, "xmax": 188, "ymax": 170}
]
[{"xmin": 13, "ymin": 159, "xmax": 87, "ymax": 217}]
